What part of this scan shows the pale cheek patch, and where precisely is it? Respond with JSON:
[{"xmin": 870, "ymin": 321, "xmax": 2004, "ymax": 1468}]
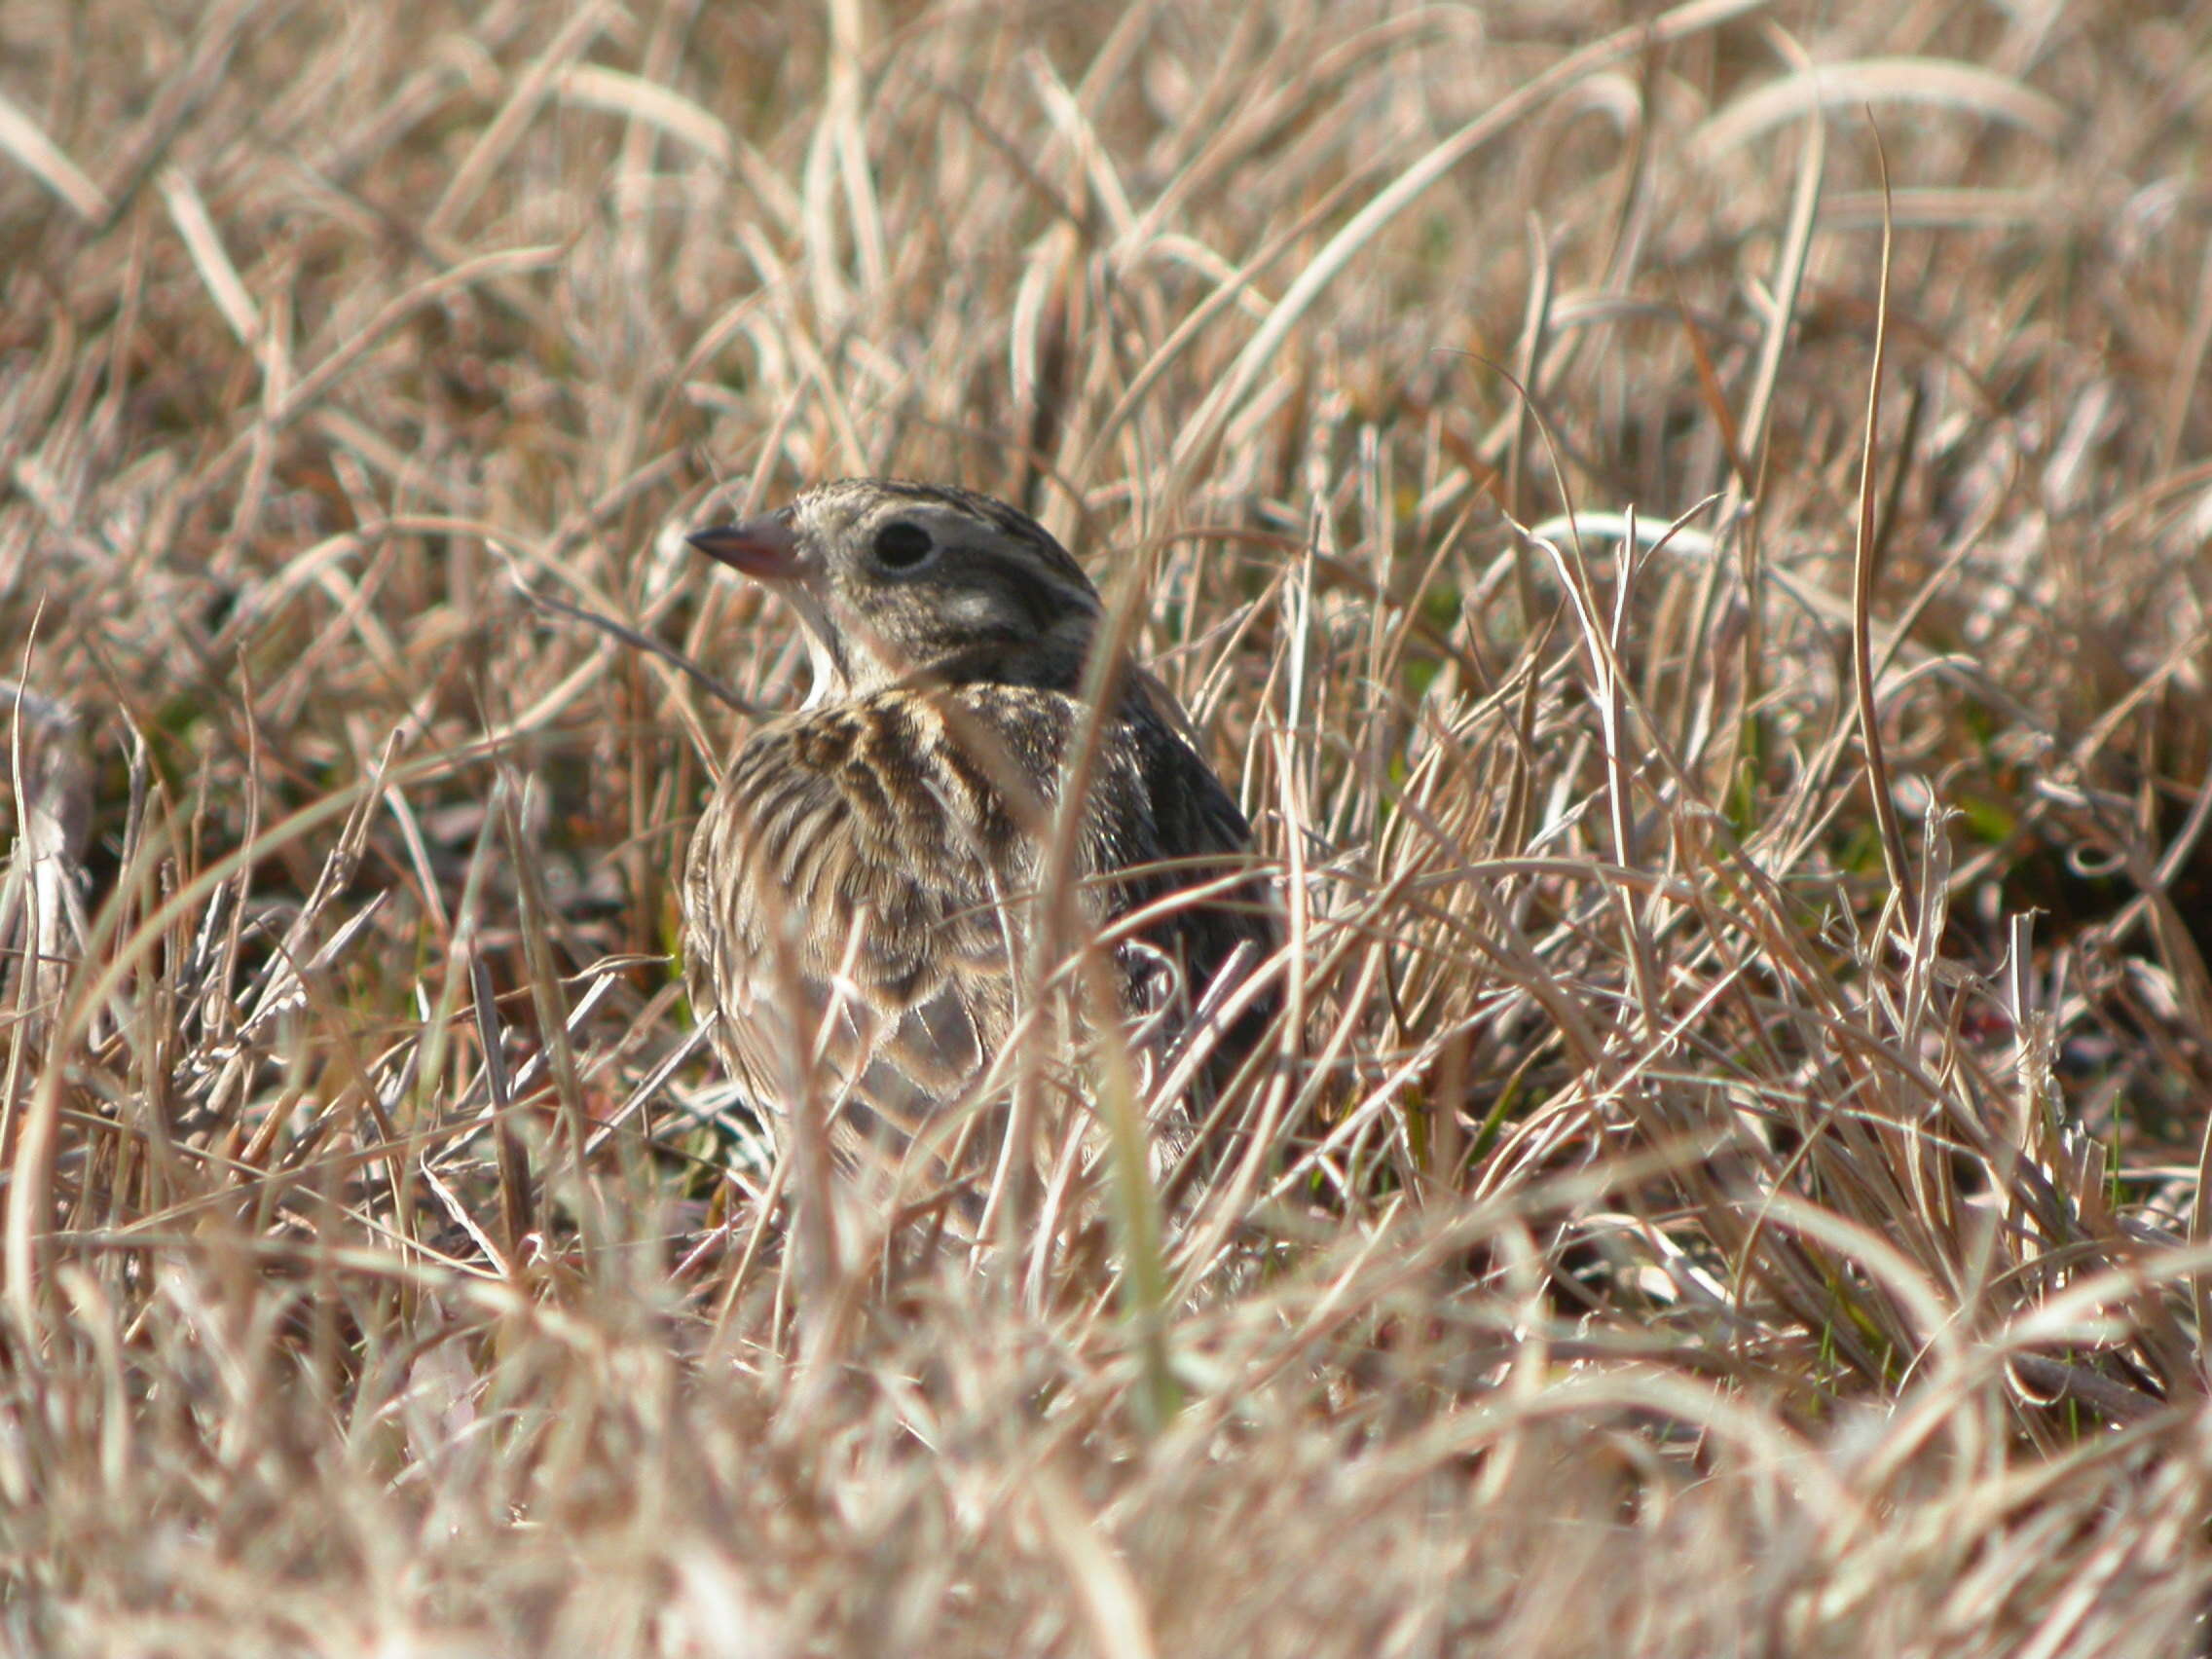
[{"xmin": 946, "ymin": 590, "xmax": 1005, "ymax": 630}]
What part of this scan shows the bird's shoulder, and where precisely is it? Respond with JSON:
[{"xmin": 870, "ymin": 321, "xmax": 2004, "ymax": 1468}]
[
  {"xmin": 707, "ymin": 672, "xmax": 1259, "ymax": 908},
  {"xmin": 720, "ymin": 682, "xmax": 1081, "ymax": 868}
]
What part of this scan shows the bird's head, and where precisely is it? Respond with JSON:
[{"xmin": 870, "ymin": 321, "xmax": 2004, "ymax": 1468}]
[{"xmin": 688, "ymin": 480, "xmax": 1104, "ymax": 701}]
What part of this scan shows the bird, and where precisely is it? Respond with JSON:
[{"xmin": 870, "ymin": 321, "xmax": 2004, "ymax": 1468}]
[{"xmin": 680, "ymin": 478, "xmax": 1273, "ymax": 1202}]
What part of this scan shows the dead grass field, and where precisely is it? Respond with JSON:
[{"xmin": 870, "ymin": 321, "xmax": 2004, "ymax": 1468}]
[{"xmin": 5, "ymin": 0, "xmax": 2212, "ymax": 1653}]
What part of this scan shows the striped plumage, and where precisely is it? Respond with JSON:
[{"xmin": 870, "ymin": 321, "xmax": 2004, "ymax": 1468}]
[{"xmin": 681, "ymin": 479, "xmax": 1272, "ymax": 1186}]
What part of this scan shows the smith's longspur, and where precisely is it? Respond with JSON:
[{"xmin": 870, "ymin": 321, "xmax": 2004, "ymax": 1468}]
[{"xmin": 681, "ymin": 479, "xmax": 1273, "ymax": 1190}]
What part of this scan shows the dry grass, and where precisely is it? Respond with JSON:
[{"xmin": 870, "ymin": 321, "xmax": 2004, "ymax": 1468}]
[{"xmin": 5, "ymin": 0, "xmax": 2212, "ymax": 1652}]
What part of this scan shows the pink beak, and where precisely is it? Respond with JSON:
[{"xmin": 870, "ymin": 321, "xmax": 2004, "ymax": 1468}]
[{"xmin": 686, "ymin": 517, "xmax": 803, "ymax": 582}]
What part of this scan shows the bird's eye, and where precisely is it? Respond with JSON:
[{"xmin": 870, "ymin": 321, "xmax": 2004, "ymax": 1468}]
[{"xmin": 871, "ymin": 521, "xmax": 935, "ymax": 570}]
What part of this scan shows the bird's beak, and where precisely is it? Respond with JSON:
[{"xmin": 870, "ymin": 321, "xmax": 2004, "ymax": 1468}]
[{"xmin": 686, "ymin": 517, "xmax": 804, "ymax": 583}]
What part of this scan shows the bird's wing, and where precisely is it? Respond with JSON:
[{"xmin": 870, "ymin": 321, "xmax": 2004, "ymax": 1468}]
[{"xmin": 1096, "ymin": 676, "xmax": 1278, "ymax": 1039}]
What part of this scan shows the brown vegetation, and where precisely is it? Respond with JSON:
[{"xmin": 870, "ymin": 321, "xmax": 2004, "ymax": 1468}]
[{"xmin": 4, "ymin": 1, "xmax": 2211, "ymax": 1653}]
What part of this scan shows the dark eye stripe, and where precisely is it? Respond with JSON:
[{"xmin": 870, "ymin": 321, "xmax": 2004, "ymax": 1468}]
[{"xmin": 989, "ymin": 558, "xmax": 1067, "ymax": 633}]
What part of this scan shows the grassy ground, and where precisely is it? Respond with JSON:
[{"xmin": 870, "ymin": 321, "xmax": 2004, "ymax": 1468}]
[{"xmin": 5, "ymin": 0, "xmax": 2212, "ymax": 1652}]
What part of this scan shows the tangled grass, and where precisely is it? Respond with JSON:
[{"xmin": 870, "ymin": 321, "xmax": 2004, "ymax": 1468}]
[{"xmin": 5, "ymin": 1, "xmax": 2212, "ymax": 1652}]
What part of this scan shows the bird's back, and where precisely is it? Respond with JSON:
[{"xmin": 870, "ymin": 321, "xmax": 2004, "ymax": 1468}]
[{"xmin": 682, "ymin": 673, "xmax": 1270, "ymax": 1175}]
